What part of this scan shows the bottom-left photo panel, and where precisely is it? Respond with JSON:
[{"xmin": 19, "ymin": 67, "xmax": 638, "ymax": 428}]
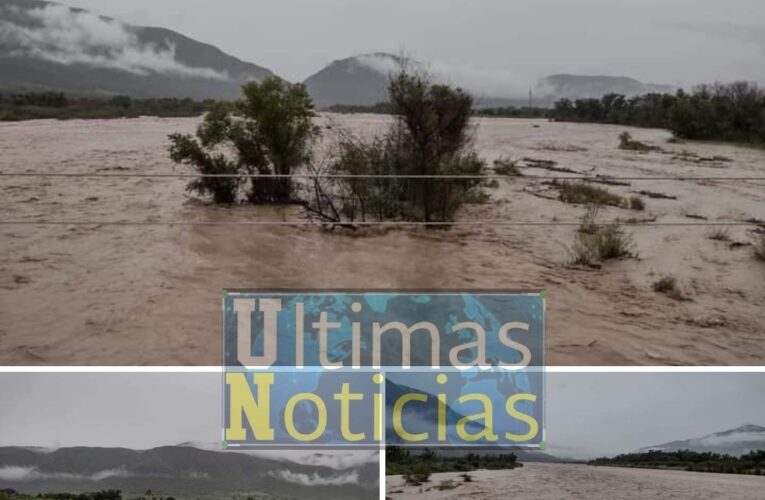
[{"xmin": 0, "ymin": 372, "xmax": 380, "ymax": 500}]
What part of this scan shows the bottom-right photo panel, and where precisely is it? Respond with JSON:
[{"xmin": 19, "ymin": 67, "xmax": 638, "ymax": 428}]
[{"xmin": 386, "ymin": 372, "xmax": 765, "ymax": 500}]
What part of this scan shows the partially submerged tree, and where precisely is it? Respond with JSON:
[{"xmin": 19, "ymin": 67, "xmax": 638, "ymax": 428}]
[
  {"xmin": 169, "ymin": 104, "xmax": 246, "ymax": 204},
  {"xmin": 310, "ymin": 68, "xmax": 486, "ymax": 224},
  {"xmin": 169, "ymin": 76, "xmax": 319, "ymax": 204},
  {"xmin": 238, "ymin": 77, "xmax": 319, "ymax": 203}
]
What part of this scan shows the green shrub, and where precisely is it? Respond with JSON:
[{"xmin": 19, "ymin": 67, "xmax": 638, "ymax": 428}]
[
  {"xmin": 168, "ymin": 126, "xmax": 242, "ymax": 204},
  {"xmin": 433, "ymin": 480, "xmax": 460, "ymax": 491},
  {"xmin": 618, "ymin": 132, "xmax": 660, "ymax": 152},
  {"xmin": 494, "ymin": 157, "xmax": 522, "ymax": 176},
  {"xmin": 312, "ymin": 68, "xmax": 486, "ymax": 224},
  {"xmin": 559, "ymin": 182, "xmax": 624, "ymax": 207},
  {"xmin": 168, "ymin": 77, "xmax": 318, "ymax": 204},
  {"xmin": 579, "ymin": 204, "xmax": 601, "ymax": 235},
  {"xmin": 707, "ymin": 227, "xmax": 731, "ymax": 242},
  {"xmin": 402, "ymin": 465, "xmax": 432, "ymax": 486},
  {"xmin": 754, "ymin": 234, "xmax": 765, "ymax": 261},
  {"xmin": 597, "ymin": 224, "xmax": 636, "ymax": 259},
  {"xmin": 571, "ymin": 223, "xmax": 636, "ymax": 265},
  {"xmin": 653, "ymin": 276, "xmax": 685, "ymax": 300},
  {"xmin": 629, "ymin": 196, "xmax": 646, "ymax": 211}
]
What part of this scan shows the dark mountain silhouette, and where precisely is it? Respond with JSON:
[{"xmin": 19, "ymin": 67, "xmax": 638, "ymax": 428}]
[
  {"xmin": 303, "ymin": 52, "xmax": 403, "ymax": 108},
  {"xmin": 637, "ymin": 425, "xmax": 765, "ymax": 456},
  {"xmin": 0, "ymin": 0, "xmax": 274, "ymax": 99},
  {"xmin": 0, "ymin": 446, "xmax": 377, "ymax": 499}
]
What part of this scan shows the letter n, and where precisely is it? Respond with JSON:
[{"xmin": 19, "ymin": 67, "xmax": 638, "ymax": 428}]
[{"xmin": 225, "ymin": 373, "xmax": 275, "ymax": 441}]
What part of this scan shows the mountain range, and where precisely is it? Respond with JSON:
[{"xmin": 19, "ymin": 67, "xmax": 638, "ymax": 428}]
[
  {"xmin": 637, "ymin": 424, "xmax": 765, "ymax": 457},
  {"xmin": 0, "ymin": 1, "xmax": 679, "ymax": 107},
  {"xmin": 0, "ymin": 0, "xmax": 273, "ymax": 99},
  {"xmin": 302, "ymin": 53, "xmax": 677, "ymax": 108},
  {"xmin": 0, "ymin": 445, "xmax": 378, "ymax": 499}
]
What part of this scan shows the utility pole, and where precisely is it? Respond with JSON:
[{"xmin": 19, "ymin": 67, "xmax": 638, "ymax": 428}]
[{"xmin": 528, "ymin": 86, "xmax": 533, "ymax": 108}]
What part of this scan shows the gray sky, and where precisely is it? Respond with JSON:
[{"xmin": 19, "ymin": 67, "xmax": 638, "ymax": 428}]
[
  {"xmin": 56, "ymin": 0, "xmax": 765, "ymax": 86},
  {"xmin": 546, "ymin": 373, "xmax": 765, "ymax": 458},
  {"xmin": 0, "ymin": 372, "xmax": 763, "ymax": 459}
]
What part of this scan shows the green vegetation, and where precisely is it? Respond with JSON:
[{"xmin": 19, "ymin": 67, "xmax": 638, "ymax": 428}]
[
  {"xmin": 493, "ymin": 157, "xmax": 523, "ymax": 176},
  {"xmin": 169, "ymin": 76, "xmax": 319, "ymax": 204},
  {"xmin": 432, "ymin": 480, "xmax": 460, "ymax": 491},
  {"xmin": 309, "ymin": 69, "xmax": 486, "ymax": 224},
  {"xmin": 629, "ymin": 196, "xmax": 646, "ymax": 211},
  {"xmin": 325, "ymin": 102, "xmax": 392, "ymax": 114},
  {"xmin": 618, "ymin": 132, "xmax": 660, "ymax": 152},
  {"xmin": 558, "ymin": 182, "xmax": 624, "ymax": 207},
  {"xmin": 589, "ymin": 450, "xmax": 765, "ymax": 475},
  {"xmin": 0, "ymin": 490, "xmax": 270, "ymax": 500},
  {"xmin": 386, "ymin": 447, "xmax": 521, "ymax": 476},
  {"xmin": 579, "ymin": 205, "xmax": 601, "ymax": 235},
  {"xmin": 552, "ymin": 82, "xmax": 765, "ymax": 145},
  {"xmin": 0, "ymin": 490, "xmax": 123, "ymax": 500},
  {"xmin": 753, "ymin": 233, "xmax": 765, "ymax": 262},
  {"xmin": 474, "ymin": 106, "xmax": 549, "ymax": 119},
  {"xmin": 652, "ymin": 276, "xmax": 685, "ymax": 301},
  {"xmin": 325, "ymin": 102, "xmax": 550, "ymax": 119},
  {"xmin": 167, "ymin": 71, "xmax": 486, "ymax": 225},
  {"xmin": 706, "ymin": 227, "xmax": 731, "ymax": 242},
  {"xmin": 0, "ymin": 91, "xmax": 218, "ymax": 121},
  {"xmin": 570, "ymin": 221, "xmax": 636, "ymax": 266}
]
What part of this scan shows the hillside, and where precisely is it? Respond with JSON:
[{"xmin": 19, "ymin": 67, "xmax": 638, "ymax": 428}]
[
  {"xmin": 637, "ymin": 425, "xmax": 765, "ymax": 456},
  {"xmin": 303, "ymin": 52, "xmax": 676, "ymax": 108},
  {"xmin": 540, "ymin": 74, "xmax": 676, "ymax": 99},
  {"xmin": 0, "ymin": 0, "xmax": 274, "ymax": 99},
  {"xmin": 0, "ymin": 446, "xmax": 377, "ymax": 499},
  {"xmin": 303, "ymin": 53, "xmax": 404, "ymax": 108}
]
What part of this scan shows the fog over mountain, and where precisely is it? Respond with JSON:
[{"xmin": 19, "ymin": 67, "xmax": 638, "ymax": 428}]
[
  {"xmin": 303, "ymin": 52, "xmax": 677, "ymax": 108},
  {"xmin": 0, "ymin": 445, "xmax": 378, "ymax": 499},
  {"xmin": 52, "ymin": 0, "xmax": 765, "ymax": 87},
  {"xmin": 0, "ymin": 0, "xmax": 274, "ymax": 98},
  {"xmin": 4, "ymin": 1, "xmax": 756, "ymax": 105},
  {"xmin": 637, "ymin": 425, "xmax": 765, "ymax": 457}
]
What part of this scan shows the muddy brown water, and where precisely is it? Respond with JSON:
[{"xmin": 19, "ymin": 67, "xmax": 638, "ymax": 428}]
[
  {"xmin": 386, "ymin": 464, "xmax": 765, "ymax": 499},
  {"xmin": 1, "ymin": 115, "xmax": 764, "ymax": 365}
]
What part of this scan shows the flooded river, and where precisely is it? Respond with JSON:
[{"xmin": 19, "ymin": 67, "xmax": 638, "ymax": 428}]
[
  {"xmin": 387, "ymin": 463, "xmax": 765, "ymax": 499},
  {"xmin": 1, "ymin": 115, "xmax": 764, "ymax": 365}
]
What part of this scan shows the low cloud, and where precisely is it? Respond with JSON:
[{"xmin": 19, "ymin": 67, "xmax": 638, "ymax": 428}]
[
  {"xmin": 269, "ymin": 469, "xmax": 359, "ymax": 486},
  {"xmin": 294, "ymin": 450, "xmax": 379, "ymax": 470},
  {"xmin": 0, "ymin": 466, "xmax": 131, "ymax": 482},
  {"xmin": 355, "ymin": 53, "xmax": 534, "ymax": 99},
  {"xmin": 0, "ymin": 4, "xmax": 229, "ymax": 80},
  {"xmin": 697, "ymin": 430, "xmax": 765, "ymax": 447}
]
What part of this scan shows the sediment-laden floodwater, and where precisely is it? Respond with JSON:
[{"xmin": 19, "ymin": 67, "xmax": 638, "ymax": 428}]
[
  {"xmin": 386, "ymin": 464, "xmax": 765, "ymax": 499},
  {"xmin": 1, "ymin": 114, "xmax": 763, "ymax": 365}
]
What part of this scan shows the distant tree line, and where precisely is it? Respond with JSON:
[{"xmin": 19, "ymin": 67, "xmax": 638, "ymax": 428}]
[
  {"xmin": 0, "ymin": 489, "xmax": 123, "ymax": 500},
  {"xmin": 551, "ymin": 81, "xmax": 765, "ymax": 144},
  {"xmin": 588, "ymin": 449, "xmax": 765, "ymax": 475},
  {"xmin": 326, "ymin": 102, "xmax": 393, "ymax": 114},
  {"xmin": 326, "ymin": 101, "xmax": 551, "ymax": 119},
  {"xmin": 386, "ymin": 446, "xmax": 521, "ymax": 476},
  {"xmin": 0, "ymin": 91, "xmax": 222, "ymax": 121},
  {"xmin": 0, "ymin": 489, "xmax": 183, "ymax": 500},
  {"xmin": 474, "ymin": 106, "xmax": 549, "ymax": 119}
]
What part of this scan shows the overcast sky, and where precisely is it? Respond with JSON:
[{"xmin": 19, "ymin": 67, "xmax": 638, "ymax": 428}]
[
  {"xmin": 55, "ymin": 0, "xmax": 765, "ymax": 86},
  {"xmin": 0, "ymin": 372, "xmax": 762, "ymax": 459}
]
